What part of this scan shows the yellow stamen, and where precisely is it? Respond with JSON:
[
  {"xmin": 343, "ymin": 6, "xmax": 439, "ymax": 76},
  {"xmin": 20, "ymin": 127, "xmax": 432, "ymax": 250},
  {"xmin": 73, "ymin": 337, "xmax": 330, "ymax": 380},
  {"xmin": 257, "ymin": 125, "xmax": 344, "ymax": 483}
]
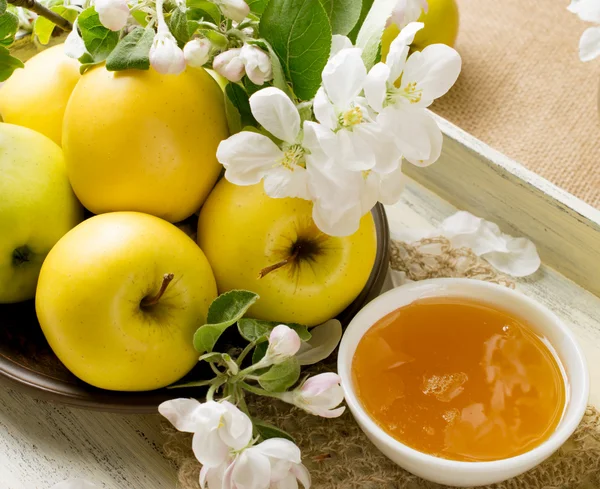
[{"xmin": 341, "ymin": 106, "xmax": 364, "ymax": 128}]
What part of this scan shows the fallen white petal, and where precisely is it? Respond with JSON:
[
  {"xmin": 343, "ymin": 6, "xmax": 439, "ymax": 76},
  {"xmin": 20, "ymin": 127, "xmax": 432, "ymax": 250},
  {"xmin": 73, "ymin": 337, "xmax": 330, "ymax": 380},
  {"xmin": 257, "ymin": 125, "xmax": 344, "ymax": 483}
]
[
  {"xmin": 296, "ymin": 319, "xmax": 342, "ymax": 366},
  {"xmin": 579, "ymin": 26, "xmax": 600, "ymax": 61}
]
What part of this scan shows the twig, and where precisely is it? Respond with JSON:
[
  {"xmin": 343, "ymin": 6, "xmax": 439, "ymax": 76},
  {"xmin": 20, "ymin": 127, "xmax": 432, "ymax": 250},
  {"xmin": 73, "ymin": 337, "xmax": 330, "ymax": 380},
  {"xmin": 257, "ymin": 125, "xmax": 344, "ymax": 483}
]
[{"xmin": 8, "ymin": 0, "xmax": 73, "ymax": 32}]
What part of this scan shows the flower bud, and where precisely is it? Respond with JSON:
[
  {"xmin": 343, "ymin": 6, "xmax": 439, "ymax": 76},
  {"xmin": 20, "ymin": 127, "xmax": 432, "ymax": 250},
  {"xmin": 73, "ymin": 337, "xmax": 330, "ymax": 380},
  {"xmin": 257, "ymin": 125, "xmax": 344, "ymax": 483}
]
[
  {"xmin": 239, "ymin": 44, "xmax": 272, "ymax": 85},
  {"xmin": 150, "ymin": 28, "xmax": 186, "ymax": 75},
  {"xmin": 184, "ymin": 38, "xmax": 211, "ymax": 68},
  {"xmin": 264, "ymin": 325, "xmax": 301, "ymax": 364},
  {"xmin": 281, "ymin": 372, "xmax": 345, "ymax": 418},
  {"xmin": 95, "ymin": 0, "xmax": 130, "ymax": 31},
  {"xmin": 216, "ymin": 0, "xmax": 250, "ymax": 23},
  {"xmin": 212, "ymin": 48, "xmax": 245, "ymax": 82}
]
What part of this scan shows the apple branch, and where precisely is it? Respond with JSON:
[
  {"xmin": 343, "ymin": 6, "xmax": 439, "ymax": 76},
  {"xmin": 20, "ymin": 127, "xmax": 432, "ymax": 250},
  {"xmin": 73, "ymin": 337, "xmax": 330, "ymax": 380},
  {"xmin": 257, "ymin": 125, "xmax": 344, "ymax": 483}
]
[
  {"xmin": 8, "ymin": 0, "xmax": 73, "ymax": 32},
  {"xmin": 142, "ymin": 273, "xmax": 175, "ymax": 307}
]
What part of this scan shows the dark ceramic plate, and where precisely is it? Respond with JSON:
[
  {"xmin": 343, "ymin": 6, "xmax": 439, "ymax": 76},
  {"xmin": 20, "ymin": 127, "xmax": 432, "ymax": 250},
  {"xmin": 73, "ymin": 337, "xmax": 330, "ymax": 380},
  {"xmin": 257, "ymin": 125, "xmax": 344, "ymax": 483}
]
[{"xmin": 0, "ymin": 205, "xmax": 389, "ymax": 413}]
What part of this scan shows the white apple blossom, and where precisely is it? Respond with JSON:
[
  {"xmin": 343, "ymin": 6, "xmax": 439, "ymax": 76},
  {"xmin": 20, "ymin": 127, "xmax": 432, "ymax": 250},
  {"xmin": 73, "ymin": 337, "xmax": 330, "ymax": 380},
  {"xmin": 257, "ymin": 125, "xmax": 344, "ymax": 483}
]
[
  {"xmin": 389, "ymin": 0, "xmax": 428, "ymax": 28},
  {"xmin": 263, "ymin": 325, "xmax": 302, "ymax": 365},
  {"xmin": 330, "ymin": 34, "xmax": 352, "ymax": 57},
  {"xmin": 94, "ymin": 0, "xmax": 129, "ymax": 31},
  {"xmin": 280, "ymin": 373, "xmax": 345, "ymax": 418},
  {"xmin": 214, "ymin": 0, "xmax": 250, "ymax": 23},
  {"xmin": 239, "ymin": 44, "xmax": 273, "ymax": 85},
  {"xmin": 149, "ymin": 0, "xmax": 185, "ymax": 74},
  {"xmin": 184, "ymin": 38, "xmax": 212, "ymax": 68},
  {"xmin": 312, "ymin": 47, "xmax": 401, "ymax": 172},
  {"xmin": 64, "ymin": 19, "xmax": 87, "ymax": 59},
  {"xmin": 159, "ymin": 399, "xmax": 253, "ymax": 468},
  {"xmin": 217, "ymin": 87, "xmax": 325, "ymax": 199},
  {"xmin": 568, "ymin": 0, "xmax": 600, "ymax": 61},
  {"xmin": 364, "ymin": 22, "xmax": 461, "ymax": 166},
  {"xmin": 213, "ymin": 48, "xmax": 246, "ymax": 82}
]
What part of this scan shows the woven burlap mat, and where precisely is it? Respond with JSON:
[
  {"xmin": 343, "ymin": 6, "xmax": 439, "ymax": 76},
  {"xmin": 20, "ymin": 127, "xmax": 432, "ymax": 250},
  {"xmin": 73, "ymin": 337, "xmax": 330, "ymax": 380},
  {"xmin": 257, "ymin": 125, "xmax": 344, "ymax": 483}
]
[
  {"xmin": 164, "ymin": 238, "xmax": 600, "ymax": 489},
  {"xmin": 432, "ymin": 0, "xmax": 600, "ymax": 209}
]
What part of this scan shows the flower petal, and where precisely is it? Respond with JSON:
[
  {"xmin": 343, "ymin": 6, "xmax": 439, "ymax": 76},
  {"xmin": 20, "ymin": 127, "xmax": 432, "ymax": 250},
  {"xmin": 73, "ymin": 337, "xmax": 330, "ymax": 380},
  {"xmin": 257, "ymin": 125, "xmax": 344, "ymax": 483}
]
[
  {"xmin": 312, "ymin": 199, "xmax": 363, "ymax": 237},
  {"xmin": 401, "ymin": 44, "xmax": 461, "ymax": 106},
  {"xmin": 376, "ymin": 164, "xmax": 406, "ymax": 204},
  {"xmin": 386, "ymin": 22, "xmax": 424, "ymax": 81},
  {"xmin": 272, "ymin": 473, "xmax": 300, "ymax": 489},
  {"xmin": 331, "ymin": 128, "xmax": 378, "ymax": 171},
  {"xmin": 364, "ymin": 62, "xmax": 391, "ymax": 112},
  {"xmin": 192, "ymin": 429, "xmax": 229, "ymax": 468},
  {"xmin": 295, "ymin": 319, "xmax": 342, "ymax": 366},
  {"xmin": 312, "ymin": 88, "xmax": 338, "ymax": 130},
  {"xmin": 568, "ymin": 0, "xmax": 600, "ymax": 22},
  {"xmin": 217, "ymin": 132, "xmax": 283, "ymax": 185},
  {"xmin": 219, "ymin": 401, "xmax": 253, "ymax": 450},
  {"xmin": 331, "ymin": 35, "xmax": 353, "ymax": 56},
  {"xmin": 579, "ymin": 26, "xmax": 600, "ymax": 61},
  {"xmin": 255, "ymin": 438, "xmax": 302, "ymax": 464},
  {"xmin": 249, "ymin": 87, "xmax": 300, "ymax": 143},
  {"xmin": 158, "ymin": 398, "xmax": 203, "ymax": 433},
  {"xmin": 231, "ymin": 448, "xmax": 272, "ymax": 489},
  {"xmin": 322, "ymin": 48, "xmax": 367, "ymax": 109},
  {"xmin": 292, "ymin": 464, "xmax": 311, "ymax": 489},
  {"xmin": 263, "ymin": 166, "xmax": 310, "ymax": 199}
]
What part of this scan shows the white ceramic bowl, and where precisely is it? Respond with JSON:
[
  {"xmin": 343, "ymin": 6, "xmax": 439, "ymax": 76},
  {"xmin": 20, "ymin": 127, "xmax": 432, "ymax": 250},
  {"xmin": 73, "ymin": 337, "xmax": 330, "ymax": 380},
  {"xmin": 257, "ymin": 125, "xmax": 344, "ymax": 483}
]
[{"xmin": 338, "ymin": 278, "xmax": 589, "ymax": 487}]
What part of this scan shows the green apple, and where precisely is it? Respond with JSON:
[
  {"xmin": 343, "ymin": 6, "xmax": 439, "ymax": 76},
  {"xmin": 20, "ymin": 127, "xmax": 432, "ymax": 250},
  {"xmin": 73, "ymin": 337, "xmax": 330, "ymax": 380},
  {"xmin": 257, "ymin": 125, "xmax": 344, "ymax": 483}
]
[
  {"xmin": 0, "ymin": 123, "xmax": 83, "ymax": 303},
  {"xmin": 35, "ymin": 212, "xmax": 218, "ymax": 391}
]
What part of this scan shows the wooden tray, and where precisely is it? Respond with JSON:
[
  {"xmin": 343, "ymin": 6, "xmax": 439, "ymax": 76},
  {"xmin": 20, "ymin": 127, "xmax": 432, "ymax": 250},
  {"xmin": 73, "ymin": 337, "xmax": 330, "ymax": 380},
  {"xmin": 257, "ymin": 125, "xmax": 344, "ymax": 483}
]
[{"xmin": 2, "ymin": 116, "xmax": 600, "ymax": 487}]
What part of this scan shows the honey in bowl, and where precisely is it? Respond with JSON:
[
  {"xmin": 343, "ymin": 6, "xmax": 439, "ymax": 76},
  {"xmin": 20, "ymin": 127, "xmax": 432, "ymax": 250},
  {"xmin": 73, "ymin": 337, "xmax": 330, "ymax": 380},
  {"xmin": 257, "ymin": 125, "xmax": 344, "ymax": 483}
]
[{"xmin": 352, "ymin": 297, "xmax": 567, "ymax": 462}]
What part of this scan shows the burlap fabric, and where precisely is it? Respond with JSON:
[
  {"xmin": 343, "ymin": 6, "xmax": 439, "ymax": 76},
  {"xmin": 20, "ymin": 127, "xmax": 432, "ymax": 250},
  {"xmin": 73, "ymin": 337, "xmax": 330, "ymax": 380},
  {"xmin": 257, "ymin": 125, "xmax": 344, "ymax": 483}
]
[
  {"xmin": 432, "ymin": 0, "xmax": 600, "ymax": 209},
  {"xmin": 164, "ymin": 238, "xmax": 600, "ymax": 489}
]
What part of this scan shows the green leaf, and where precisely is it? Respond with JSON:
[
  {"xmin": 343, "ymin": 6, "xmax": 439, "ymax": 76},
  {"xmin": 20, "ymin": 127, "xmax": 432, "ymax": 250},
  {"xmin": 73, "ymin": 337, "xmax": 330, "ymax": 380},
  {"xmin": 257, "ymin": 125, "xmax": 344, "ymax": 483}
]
[
  {"xmin": 198, "ymin": 352, "xmax": 226, "ymax": 363},
  {"xmin": 34, "ymin": 5, "xmax": 78, "ymax": 45},
  {"xmin": 78, "ymin": 7, "xmax": 120, "ymax": 63},
  {"xmin": 246, "ymin": 0, "xmax": 269, "ymax": 14},
  {"xmin": 198, "ymin": 27, "xmax": 228, "ymax": 48},
  {"xmin": 168, "ymin": 7, "xmax": 189, "ymax": 46},
  {"xmin": 254, "ymin": 420, "xmax": 295, "ymax": 442},
  {"xmin": 0, "ymin": 45, "xmax": 22, "ymax": 81},
  {"xmin": 348, "ymin": 0, "xmax": 373, "ymax": 42},
  {"xmin": 224, "ymin": 92, "xmax": 243, "ymax": 134},
  {"xmin": 259, "ymin": 357, "xmax": 300, "ymax": 392},
  {"xmin": 132, "ymin": 10, "xmax": 149, "ymax": 26},
  {"xmin": 238, "ymin": 318, "xmax": 311, "ymax": 343},
  {"xmin": 187, "ymin": 0, "xmax": 222, "ymax": 23},
  {"xmin": 0, "ymin": 0, "xmax": 6, "ymax": 16},
  {"xmin": 319, "ymin": 0, "xmax": 362, "ymax": 35},
  {"xmin": 252, "ymin": 341, "xmax": 268, "ymax": 364},
  {"xmin": 259, "ymin": 0, "xmax": 332, "ymax": 100},
  {"xmin": 106, "ymin": 26, "xmax": 154, "ymax": 71},
  {"xmin": 225, "ymin": 83, "xmax": 256, "ymax": 128},
  {"xmin": 355, "ymin": 0, "xmax": 397, "ymax": 69},
  {"xmin": 0, "ymin": 11, "xmax": 18, "ymax": 47},
  {"xmin": 193, "ymin": 290, "xmax": 260, "ymax": 353}
]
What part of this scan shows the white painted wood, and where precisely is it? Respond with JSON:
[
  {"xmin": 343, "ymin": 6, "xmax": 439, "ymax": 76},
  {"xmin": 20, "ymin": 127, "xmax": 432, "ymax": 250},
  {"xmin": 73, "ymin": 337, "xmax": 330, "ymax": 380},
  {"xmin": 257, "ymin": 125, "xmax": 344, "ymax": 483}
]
[{"xmin": 403, "ymin": 114, "xmax": 600, "ymax": 297}]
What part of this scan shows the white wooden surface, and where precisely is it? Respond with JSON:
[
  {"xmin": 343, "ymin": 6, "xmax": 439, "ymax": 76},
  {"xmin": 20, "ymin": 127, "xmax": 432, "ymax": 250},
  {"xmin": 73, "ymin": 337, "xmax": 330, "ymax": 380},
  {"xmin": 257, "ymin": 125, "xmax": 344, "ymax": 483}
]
[{"xmin": 2, "ymin": 176, "xmax": 600, "ymax": 489}]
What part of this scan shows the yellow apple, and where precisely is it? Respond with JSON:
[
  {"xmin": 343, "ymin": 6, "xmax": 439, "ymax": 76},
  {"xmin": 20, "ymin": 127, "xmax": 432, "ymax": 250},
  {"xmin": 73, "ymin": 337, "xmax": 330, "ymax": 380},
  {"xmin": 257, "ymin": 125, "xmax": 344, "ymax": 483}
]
[
  {"xmin": 35, "ymin": 212, "xmax": 218, "ymax": 391},
  {"xmin": 63, "ymin": 66, "xmax": 229, "ymax": 223},
  {"xmin": 0, "ymin": 44, "xmax": 80, "ymax": 146},
  {"xmin": 381, "ymin": 0, "xmax": 459, "ymax": 61},
  {"xmin": 197, "ymin": 180, "xmax": 377, "ymax": 327},
  {"xmin": 0, "ymin": 123, "xmax": 83, "ymax": 303}
]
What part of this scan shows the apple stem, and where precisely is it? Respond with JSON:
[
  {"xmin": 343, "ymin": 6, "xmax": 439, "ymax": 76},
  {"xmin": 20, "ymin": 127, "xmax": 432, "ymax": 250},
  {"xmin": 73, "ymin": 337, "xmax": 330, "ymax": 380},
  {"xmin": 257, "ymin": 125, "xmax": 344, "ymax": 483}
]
[
  {"xmin": 141, "ymin": 273, "xmax": 174, "ymax": 307},
  {"xmin": 258, "ymin": 249, "xmax": 299, "ymax": 279}
]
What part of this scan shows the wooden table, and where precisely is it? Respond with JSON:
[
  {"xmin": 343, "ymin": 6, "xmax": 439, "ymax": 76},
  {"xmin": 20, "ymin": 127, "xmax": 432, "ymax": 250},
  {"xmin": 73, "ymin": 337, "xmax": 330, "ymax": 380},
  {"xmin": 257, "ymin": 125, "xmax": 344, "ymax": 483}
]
[{"xmin": 2, "ymin": 119, "xmax": 600, "ymax": 489}]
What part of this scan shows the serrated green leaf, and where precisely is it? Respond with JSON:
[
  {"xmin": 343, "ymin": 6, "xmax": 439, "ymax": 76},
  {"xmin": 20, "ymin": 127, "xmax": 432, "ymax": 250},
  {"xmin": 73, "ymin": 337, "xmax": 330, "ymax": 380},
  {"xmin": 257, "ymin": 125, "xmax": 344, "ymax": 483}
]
[
  {"xmin": 106, "ymin": 26, "xmax": 154, "ymax": 71},
  {"xmin": 194, "ymin": 290, "xmax": 260, "ymax": 353},
  {"xmin": 355, "ymin": 0, "xmax": 396, "ymax": 69},
  {"xmin": 252, "ymin": 341, "xmax": 268, "ymax": 364},
  {"xmin": 78, "ymin": 7, "xmax": 120, "ymax": 63},
  {"xmin": 246, "ymin": 0, "xmax": 269, "ymax": 14},
  {"xmin": 0, "ymin": 45, "xmax": 22, "ymax": 81},
  {"xmin": 0, "ymin": 11, "xmax": 18, "ymax": 47},
  {"xmin": 258, "ymin": 357, "xmax": 300, "ymax": 392},
  {"xmin": 260, "ymin": 0, "xmax": 331, "ymax": 100},
  {"xmin": 225, "ymin": 83, "xmax": 256, "ymax": 128},
  {"xmin": 319, "ymin": 0, "xmax": 362, "ymax": 35},
  {"xmin": 254, "ymin": 420, "xmax": 295, "ymax": 442},
  {"xmin": 0, "ymin": 0, "xmax": 6, "ymax": 16},
  {"xmin": 187, "ymin": 0, "xmax": 222, "ymax": 23},
  {"xmin": 168, "ymin": 7, "xmax": 189, "ymax": 46},
  {"xmin": 238, "ymin": 318, "xmax": 311, "ymax": 343},
  {"xmin": 348, "ymin": 0, "xmax": 372, "ymax": 42}
]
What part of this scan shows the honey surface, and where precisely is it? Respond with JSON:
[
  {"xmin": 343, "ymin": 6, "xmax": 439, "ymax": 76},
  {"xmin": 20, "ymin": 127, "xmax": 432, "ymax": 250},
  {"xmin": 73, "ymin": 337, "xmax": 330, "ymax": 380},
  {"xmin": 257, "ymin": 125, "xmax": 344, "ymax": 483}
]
[{"xmin": 352, "ymin": 298, "xmax": 566, "ymax": 461}]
